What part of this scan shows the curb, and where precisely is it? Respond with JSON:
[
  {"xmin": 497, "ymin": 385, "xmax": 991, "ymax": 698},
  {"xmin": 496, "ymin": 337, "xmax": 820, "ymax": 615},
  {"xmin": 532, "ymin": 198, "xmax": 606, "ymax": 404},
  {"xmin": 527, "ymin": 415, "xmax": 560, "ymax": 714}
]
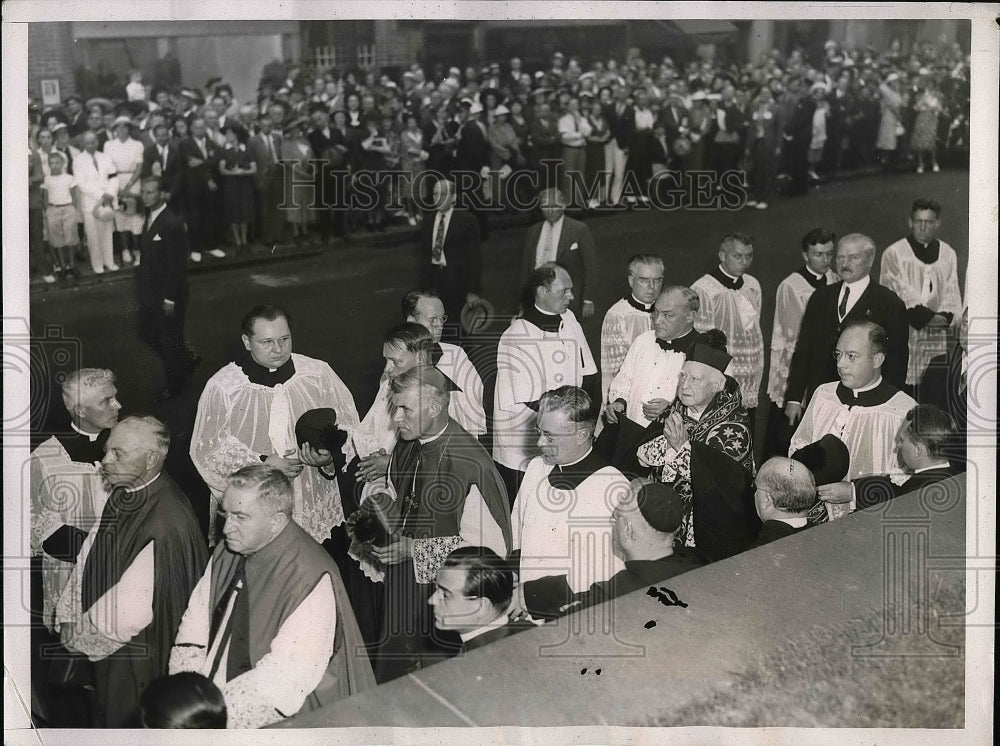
[{"xmin": 26, "ymin": 164, "xmax": 949, "ymax": 294}]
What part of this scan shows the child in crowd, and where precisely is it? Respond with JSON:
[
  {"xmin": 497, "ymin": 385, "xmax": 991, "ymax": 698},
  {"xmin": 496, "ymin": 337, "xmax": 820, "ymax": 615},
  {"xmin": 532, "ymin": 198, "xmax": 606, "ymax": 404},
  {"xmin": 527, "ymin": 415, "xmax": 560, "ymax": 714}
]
[{"xmin": 41, "ymin": 150, "xmax": 81, "ymax": 281}]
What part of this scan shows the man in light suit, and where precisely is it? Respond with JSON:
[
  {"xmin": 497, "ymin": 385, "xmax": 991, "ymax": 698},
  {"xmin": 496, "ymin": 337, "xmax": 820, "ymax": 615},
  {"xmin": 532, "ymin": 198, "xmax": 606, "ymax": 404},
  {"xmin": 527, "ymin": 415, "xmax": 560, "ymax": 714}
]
[
  {"xmin": 519, "ymin": 188, "xmax": 597, "ymax": 319},
  {"xmin": 785, "ymin": 233, "xmax": 908, "ymax": 428},
  {"xmin": 247, "ymin": 114, "xmax": 284, "ymax": 245},
  {"xmin": 137, "ymin": 177, "xmax": 199, "ymax": 402},
  {"xmin": 419, "ymin": 179, "xmax": 482, "ymax": 322},
  {"xmin": 73, "ymin": 131, "xmax": 119, "ymax": 274}
]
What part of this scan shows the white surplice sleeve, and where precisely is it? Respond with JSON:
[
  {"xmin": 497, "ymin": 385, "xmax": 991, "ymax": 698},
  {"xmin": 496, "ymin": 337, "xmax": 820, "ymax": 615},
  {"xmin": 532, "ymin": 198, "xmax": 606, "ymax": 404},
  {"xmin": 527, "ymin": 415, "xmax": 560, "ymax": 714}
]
[
  {"xmin": 767, "ymin": 279, "xmax": 804, "ymax": 407},
  {"xmin": 190, "ymin": 376, "xmax": 259, "ymax": 496},
  {"xmin": 169, "ymin": 562, "xmax": 212, "ymax": 674}
]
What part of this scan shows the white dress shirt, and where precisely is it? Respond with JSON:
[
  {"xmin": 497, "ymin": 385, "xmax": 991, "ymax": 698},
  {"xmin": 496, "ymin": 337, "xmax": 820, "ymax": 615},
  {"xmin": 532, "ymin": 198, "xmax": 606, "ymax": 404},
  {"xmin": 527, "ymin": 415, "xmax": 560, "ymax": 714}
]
[{"xmin": 534, "ymin": 217, "xmax": 564, "ymax": 267}]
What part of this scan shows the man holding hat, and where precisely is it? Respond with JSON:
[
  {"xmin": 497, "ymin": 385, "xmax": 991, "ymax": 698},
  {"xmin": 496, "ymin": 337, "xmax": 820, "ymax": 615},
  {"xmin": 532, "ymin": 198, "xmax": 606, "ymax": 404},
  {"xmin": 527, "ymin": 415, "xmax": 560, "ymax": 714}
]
[
  {"xmin": 73, "ymin": 131, "xmax": 119, "ymax": 273},
  {"xmin": 789, "ymin": 321, "xmax": 916, "ymax": 522},
  {"xmin": 191, "ymin": 304, "xmax": 360, "ymax": 546},
  {"xmin": 750, "ymin": 457, "xmax": 817, "ymax": 547},
  {"xmin": 368, "ymin": 365, "xmax": 511, "ymax": 682}
]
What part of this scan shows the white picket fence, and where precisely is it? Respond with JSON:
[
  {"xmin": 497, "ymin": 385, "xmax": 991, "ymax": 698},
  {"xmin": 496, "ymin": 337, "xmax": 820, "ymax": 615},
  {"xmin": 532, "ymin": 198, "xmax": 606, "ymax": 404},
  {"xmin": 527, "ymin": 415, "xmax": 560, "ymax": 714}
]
[{"xmin": 312, "ymin": 45, "xmax": 377, "ymax": 72}]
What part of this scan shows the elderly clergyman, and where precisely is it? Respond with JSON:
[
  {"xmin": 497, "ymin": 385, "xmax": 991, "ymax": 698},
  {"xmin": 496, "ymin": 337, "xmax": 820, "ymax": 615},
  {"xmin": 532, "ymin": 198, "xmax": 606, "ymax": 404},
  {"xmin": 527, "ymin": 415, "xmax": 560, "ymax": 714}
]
[
  {"xmin": 56, "ymin": 415, "xmax": 206, "ymax": 727},
  {"xmin": 170, "ymin": 464, "xmax": 375, "ymax": 728}
]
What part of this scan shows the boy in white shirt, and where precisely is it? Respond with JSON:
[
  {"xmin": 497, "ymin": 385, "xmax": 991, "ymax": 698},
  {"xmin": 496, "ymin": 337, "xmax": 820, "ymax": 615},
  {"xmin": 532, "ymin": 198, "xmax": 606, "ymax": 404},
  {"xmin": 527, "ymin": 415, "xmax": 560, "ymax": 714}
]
[{"xmin": 42, "ymin": 150, "xmax": 80, "ymax": 280}]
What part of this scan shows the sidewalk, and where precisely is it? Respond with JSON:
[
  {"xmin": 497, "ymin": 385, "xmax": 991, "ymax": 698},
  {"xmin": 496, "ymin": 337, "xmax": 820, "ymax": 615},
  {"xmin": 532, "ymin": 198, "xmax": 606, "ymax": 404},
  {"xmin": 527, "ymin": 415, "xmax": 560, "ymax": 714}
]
[{"xmin": 27, "ymin": 164, "xmax": 893, "ymax": 294}]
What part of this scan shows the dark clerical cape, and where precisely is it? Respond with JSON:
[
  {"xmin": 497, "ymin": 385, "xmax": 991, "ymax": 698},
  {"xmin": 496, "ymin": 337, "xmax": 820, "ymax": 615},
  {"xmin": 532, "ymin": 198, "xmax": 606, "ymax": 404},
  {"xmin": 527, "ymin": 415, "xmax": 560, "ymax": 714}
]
[
  {"xmin": 208, "ymin": 520, "xmax": 376, "ymax": 708},
  {"xmin": 80, "ymin": 472, "xmax": 207, "ymax": 726}
]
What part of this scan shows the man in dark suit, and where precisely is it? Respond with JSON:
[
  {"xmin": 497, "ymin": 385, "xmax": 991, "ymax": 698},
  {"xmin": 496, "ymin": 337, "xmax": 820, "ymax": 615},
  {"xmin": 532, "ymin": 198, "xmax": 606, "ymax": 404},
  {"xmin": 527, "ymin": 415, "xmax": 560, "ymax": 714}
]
[
  {"xmin": 453, "ymin": 100, "xmax": 491, "ymax": 239},
  {"xmin": 749, "ymin": 457, "xmax": 815, "ymax": 548},
  {"xmin": 178, "ymin": 117, "xmax": 224, "ymax": 262},
  {"xmin": 916, "ymin": 311, "xmax": 968, "ymax": 471},
  {"xmin": 140, "ymin": 122, "xmax": 182, "ymax": 208},
  {"xmin": 819, "ymin": 404, "xmax": 961, "ymax": 511},
  {"xmin": 137, "ymin": 177, "xmax": 199, "ymax": 402},
  {"xmin": 519, "ymin": 188, "xmax": 597, "ymax": 319},
  {"xmin": 604, "ymin": 86, "xmax": 635, "ymax": 205},
  {"xmin": 419, "ymin": 178, "xmax": 482, "ymax": 323},
  {"xmin": 429, "ymin": 547, "xmax": 534, "ymax": 654},
  {"xmin": 785, "ymin": 233, "xmax": 908, "ymax": 428},
  {"xmin": 247, "ymin": 114, "xmax": 285, "ymax": 245},
  {"xmin": 781, "ymin": 76, "xmax": 816, "ymax": 196}
]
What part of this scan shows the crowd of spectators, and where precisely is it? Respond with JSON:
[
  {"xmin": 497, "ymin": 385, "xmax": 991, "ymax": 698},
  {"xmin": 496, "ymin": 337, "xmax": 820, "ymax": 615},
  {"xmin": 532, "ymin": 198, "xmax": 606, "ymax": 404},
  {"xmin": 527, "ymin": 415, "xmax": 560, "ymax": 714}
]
[{"xmin": 27, "ymin": 34, "xmax": 971, "ymax": 284}]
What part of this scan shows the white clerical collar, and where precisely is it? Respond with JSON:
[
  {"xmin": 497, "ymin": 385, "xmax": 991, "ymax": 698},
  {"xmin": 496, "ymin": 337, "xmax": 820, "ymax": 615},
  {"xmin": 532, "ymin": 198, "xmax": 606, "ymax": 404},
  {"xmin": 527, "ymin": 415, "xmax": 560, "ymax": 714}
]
[
  {"xmin": 459, "ymin": 616, "xmax": 510, "ymax": 643},
  {"xmin": 533, "ymin": 304, "xmax": 561, "ymax": 317},
  {"xmin": 805, "ymin": 266, "xmax": 825, "ymax": 280},
  {"xmin": 850, "ymin": 375, "xmax": 883, "ymax": 396},
  {"xmin": 124, "ymin": 472, "xmax": 162, "ymax": 494},
  {"xmin": 773, "ymin": 516, "xmax": 808, "ymax": 528},
  {"xmin": 718, "ymin": 265, "xmax": 741, "ymax": 282},
  {"xmin": 915, "ymin": 462, "xmax": 951, "ymax": 474},
  {"xmin": 555, "ymin": 447, "xmax": 593, "ymax": 469},
  {"xmin": 843, "ymin": 274, "xmax": 871, "ymax": 295},
  {"xmin": 686, "ymin": 406, "xmax": 705, "ymax": 420},
  {"xmin": 630, "ymin": 295, "xmax": 652, "ymax": 310},
  {"xmin": 71, "ymin": 421, "xmax": 102, "ymax": 441},
  {"xmin": 419, "ymin": 424, "xmax": 449, "ymax": 445}
]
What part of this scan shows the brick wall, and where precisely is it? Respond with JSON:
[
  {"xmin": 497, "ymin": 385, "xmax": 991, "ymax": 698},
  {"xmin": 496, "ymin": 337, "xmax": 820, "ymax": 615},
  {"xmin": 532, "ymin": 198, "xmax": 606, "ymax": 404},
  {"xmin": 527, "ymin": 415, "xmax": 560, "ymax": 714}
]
[{"xmin": 28, "ymin": 22, "xmax": 77, "ymax": 102}]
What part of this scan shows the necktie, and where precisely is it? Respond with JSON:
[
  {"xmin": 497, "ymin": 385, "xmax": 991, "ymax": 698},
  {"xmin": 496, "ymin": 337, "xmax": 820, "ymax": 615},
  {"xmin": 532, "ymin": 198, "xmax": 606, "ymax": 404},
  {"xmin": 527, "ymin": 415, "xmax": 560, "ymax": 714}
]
[
  {"xmin": 432, "ymin": 214, "xmax": 446, "ymax": 262},
  {"xmin": 160, "ymin": 146, "xmax": 167, "ymax": 169},
  {"xmin": 208, "ymin": 556, "xmax": 252, "ymax": 681},
  {"xmin": 91, "ymin": 153, "xmax": 99, "ymax": 171},
  {"xmin": 542, "ymin": 223, "xmax": 554, "ymax": 263},
  {"xmin": 838, "ymin": 286, "xmax": 850, "ymax": 320},
  {"xmin": 268, "ymin": 135, "xmax": 277, "ymax": 162}
]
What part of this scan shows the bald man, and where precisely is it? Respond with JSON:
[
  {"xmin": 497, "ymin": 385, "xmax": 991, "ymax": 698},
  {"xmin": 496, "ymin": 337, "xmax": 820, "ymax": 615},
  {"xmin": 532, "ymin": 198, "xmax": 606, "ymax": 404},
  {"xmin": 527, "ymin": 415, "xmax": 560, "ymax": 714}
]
[{"xmin": 750, "ymin": 457, "xmax": 816, "ymax": 547}]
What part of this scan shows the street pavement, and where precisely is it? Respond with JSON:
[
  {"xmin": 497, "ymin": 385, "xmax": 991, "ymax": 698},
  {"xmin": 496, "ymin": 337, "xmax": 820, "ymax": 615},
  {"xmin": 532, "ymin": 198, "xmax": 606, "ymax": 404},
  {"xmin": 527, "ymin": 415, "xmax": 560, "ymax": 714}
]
[{"xmin": 27, "ymin": 169, "xmax": 970, "ymax": 530}]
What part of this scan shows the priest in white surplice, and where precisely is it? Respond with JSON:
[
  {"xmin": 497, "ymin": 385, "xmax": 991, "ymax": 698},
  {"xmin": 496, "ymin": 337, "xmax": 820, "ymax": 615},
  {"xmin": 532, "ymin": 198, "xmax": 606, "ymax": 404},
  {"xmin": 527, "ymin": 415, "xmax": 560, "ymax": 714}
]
[
  {"xmin": 879, "ymin": 198, "xmax": 963, "ymax": 386},
  {"xmin": 191, "ymin": 305, "xmax": 360, "ymax": 544},
  {"xmin": 764, "ymin": 228, "xmax": 838, "ymax": 457},
  {"xmin": 599, "ymin": 254, "xmax": 664, "ymax": 404},
  {"xmin": 511, "ymin": 386, "xmax": 629, "ymax": 620},
  {"xmin": 790, "ymin": 321, "xmax": 916, "ymax": 522},
  {"xmin": 691, "ymin": 233, "xmax": 765, "ymax": 416},
  {"xmin": 493, "ymin": 263, "xmax": 598, "ymax": 501}
]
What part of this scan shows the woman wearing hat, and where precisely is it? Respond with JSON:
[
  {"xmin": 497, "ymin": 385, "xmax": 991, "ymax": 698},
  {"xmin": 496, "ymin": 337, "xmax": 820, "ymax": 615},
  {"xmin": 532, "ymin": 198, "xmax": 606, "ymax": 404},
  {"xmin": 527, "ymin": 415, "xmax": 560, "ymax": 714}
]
[
  {"xmin": 487, "ymin": 104, "xmax": 520, "ymax": 208},
  {"xmin": 744, "ymin": 85, "xmax": 782, "ymax": 209},
  {"xmin": 583, "ymin": 94, "xmax": 611, "ymax": 207},
  {"xmin": 279, "ymin": 117, "xmax": 316, "ymax": 243},
  {"xmin": 399, "ymin": 111, "xmax": 427, "ymax": 227},
  {"xmin": 876, "ymin": 72, "xmax": 906, "ymax": 169},
  {"xmin": 104, "ymin": 114, "xmax": 145, "ymax": 265},
  {"xmin": 637, "ymin": 331, "xmax": 758, "ymax": 561},
  {"xmin": 219, "ymin": 123, "xmax": 257, "ymax": 252},
  {"xmin": 910, "ymin": 69, "xmax": 943, "ymax": 173}
]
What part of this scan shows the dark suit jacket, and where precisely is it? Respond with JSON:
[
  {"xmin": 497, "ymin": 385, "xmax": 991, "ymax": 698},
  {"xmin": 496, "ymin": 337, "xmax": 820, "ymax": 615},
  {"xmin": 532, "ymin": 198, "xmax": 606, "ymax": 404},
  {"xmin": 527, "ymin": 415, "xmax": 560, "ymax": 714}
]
[
  {"xmin": 455, "ymin": 118, "xmax": 491, "ymax": 173},
  {"xmin": 419, "ymin": 208, "xmax": 482, "ymax": 313},
  {"xmin": 854, "ymin": 465, "xmax": 961, "ymax": 510},
  {"xmin": 660, "ymin": 105, "xmax": 689, "ymax": 145},
  {"xmin": 785, "ymin": 280, "xmax": 909, "ymax": 405},
  {"xmin": 605, "ymin": 102, "xmax": 636, "ymax": 150},
  {"xmin": 141, "ymin": 142, "xmax": 183, "ymax": 204},
  {"xmin": 178, "ymin": 135, "xmax": 220, "ymax": 209},
  {"xmin": 137, "ymin": 204, "xmax": 189, "ymax": 308},
  {"xmin": 750, "ymin": 519, "xmax": 809, "ymax": 549},
  {"xmin": 520, "ymin": 216, "xmax": 597, "ymax": 317},
  {"xmin": 917, "ymin": 345, "xmax": 966, "ymax": 430},
  {"xmin": 461, "ymin": 619, "xmax": 537, "ymax": 653}
]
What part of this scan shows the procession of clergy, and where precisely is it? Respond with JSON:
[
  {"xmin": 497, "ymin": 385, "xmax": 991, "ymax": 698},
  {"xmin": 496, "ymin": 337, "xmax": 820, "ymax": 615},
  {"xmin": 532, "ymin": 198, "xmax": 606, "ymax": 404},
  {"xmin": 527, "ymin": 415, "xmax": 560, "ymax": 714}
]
[{"xmin": 30, "ymin": 195, "xmax": 967, "ymax": 728}]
